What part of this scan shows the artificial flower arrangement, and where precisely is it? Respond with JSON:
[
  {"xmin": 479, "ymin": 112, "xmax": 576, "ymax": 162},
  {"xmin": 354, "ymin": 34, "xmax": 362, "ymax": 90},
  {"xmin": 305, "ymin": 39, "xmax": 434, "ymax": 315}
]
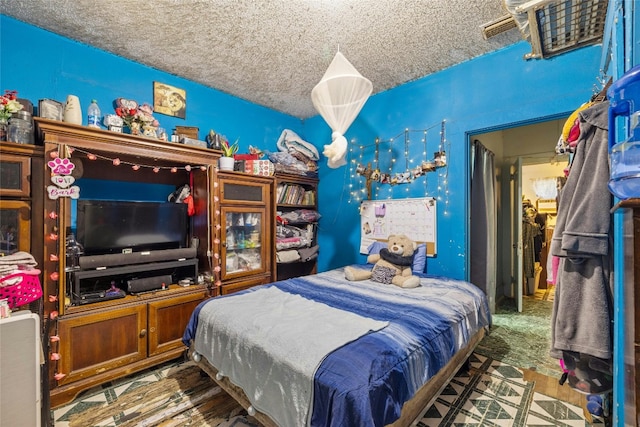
[
  {"xmin": 0, "ymin": 90, "xmax": 24, "ymax": 122},
  {"xmin": 114, "ymin": 98, "xmax": 159, "ymax": 136}
]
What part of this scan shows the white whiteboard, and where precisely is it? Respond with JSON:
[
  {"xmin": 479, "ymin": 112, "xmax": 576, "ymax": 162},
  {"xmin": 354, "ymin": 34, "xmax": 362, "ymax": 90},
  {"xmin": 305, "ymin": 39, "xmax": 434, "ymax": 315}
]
[{"xmin": 359, "ymin": 197, "xmax": 437, "ymax": 256}]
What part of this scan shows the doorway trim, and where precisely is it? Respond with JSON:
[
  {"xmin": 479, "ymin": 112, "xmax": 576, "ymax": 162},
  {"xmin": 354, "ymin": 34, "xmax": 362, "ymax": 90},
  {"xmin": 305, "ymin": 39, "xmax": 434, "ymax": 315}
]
[{"xmin": 465, "ymin": 111, "xmax": 571, "ymax": 307}]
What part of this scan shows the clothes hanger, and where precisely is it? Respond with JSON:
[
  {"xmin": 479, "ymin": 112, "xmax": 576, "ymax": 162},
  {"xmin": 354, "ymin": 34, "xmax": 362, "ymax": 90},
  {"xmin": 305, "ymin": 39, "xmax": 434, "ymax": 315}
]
[{"xmin": 590, "ymin": 75, "xmax": 612, "ymax": 103}]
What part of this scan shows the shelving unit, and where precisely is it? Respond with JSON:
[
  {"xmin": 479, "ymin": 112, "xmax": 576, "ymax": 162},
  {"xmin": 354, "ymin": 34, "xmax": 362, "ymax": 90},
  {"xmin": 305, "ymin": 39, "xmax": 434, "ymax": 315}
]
[
  {"xmin": 274, "ymin": 172, "xmax": 319, "ymax": 281},
  {"xmin": 0, "ymin": 142, "xmax": 44, "ymax": 270},
  {"xmin": 69, "ymin": 258, "xmax": 198, "ymax": 303},
  {"xmin": 217, "ymin": 171, "xmax": 275, "ymax": 295},
  {"xmin": 34, "ymin": 118, "xmax": 219, "ymax": 408}
]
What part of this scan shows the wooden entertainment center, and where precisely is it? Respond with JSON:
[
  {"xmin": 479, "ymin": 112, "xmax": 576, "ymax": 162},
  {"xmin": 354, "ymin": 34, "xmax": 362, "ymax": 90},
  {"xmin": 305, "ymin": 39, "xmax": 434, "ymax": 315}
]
[
  {"xmin": 30, "ymin": 118, "xmax": 275, "ymax": 407},
  {"xmin": 0, "ymin": 118, "xmax": 327, "ymax": 410}
]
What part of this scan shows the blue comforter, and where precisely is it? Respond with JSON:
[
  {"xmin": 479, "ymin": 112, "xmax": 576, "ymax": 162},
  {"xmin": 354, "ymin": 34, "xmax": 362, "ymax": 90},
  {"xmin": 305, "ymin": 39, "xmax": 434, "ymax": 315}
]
[{"xmin": 183, "ymin": 266, "xmax": 491, "ymax": 427}]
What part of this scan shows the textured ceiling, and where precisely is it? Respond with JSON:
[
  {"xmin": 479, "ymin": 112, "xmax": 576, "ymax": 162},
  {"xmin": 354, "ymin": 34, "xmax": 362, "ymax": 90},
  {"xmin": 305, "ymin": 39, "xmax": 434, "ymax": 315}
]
[{"xmin": 1, "ymin": 0, "xmax": 523, "ymax": 118}]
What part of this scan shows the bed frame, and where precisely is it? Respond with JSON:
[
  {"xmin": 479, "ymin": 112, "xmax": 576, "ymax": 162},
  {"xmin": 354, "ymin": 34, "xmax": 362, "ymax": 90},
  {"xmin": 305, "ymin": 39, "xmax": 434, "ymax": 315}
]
[{"xmin": 190, "ymin": 327, "xmax": 486, "ymax": 427}]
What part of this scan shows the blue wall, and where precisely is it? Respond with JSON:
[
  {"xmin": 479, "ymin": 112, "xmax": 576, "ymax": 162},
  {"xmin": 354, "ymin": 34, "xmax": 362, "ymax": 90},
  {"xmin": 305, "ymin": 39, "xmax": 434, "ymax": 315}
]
[
  {"xmin": 0, "ymin": 16, "xmax": 302, "ymax": 151},
  {"xmin": 1, "ymin": 15, "xmax": 602, "ymax": 281},
  {"xmin": 305, "ymin": 42, "xmax": 602, "ymax": 279}
]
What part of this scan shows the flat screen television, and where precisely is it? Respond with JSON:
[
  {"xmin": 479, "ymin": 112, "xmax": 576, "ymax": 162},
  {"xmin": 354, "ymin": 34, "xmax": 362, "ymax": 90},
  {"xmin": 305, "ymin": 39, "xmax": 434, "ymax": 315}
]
[{"xmin": 76, "ymin": 200, "xmax": 189, "ymax": 256}]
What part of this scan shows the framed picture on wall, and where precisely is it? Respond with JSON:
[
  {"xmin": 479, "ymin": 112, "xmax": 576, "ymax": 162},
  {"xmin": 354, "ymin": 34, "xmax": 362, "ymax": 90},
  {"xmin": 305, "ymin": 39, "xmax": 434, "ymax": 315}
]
[{"xmin": 153, "ymin": 82, "xmax": 186, "ymax": 119}]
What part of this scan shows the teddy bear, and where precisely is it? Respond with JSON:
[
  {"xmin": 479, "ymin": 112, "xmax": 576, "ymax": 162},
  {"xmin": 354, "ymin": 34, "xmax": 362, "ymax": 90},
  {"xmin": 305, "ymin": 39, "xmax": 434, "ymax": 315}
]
[{"xmin": 344, "ymin": 234, "xmax": 420, "ymax": 288}]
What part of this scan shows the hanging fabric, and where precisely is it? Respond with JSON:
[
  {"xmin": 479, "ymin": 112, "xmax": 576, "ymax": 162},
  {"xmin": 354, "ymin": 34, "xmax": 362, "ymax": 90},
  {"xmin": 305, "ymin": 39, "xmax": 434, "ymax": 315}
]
[
  {"xmin": 311, "ymin": 51, "xmax": 372, "ymax": 168},
  {"xmin": 469, "ymin": 140, "xmax": 497, "ymax": 313},
  {"xmin": 549, "ymin": 101, "xmax": 614, "ymax": 393}
]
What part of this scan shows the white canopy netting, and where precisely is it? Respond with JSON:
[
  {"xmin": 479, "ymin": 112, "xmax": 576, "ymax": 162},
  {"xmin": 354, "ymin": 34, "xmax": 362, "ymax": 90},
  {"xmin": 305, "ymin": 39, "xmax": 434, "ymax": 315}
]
[{"xmin": 311, "ymin": 51, "xmax": 372, "ymax": 168}]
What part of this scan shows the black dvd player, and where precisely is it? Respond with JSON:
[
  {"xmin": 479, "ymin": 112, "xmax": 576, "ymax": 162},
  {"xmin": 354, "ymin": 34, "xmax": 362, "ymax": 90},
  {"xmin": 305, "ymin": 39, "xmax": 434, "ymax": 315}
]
[{"xmin": 77, "ymin": 289, "xmax": 126, "ymax": 305}]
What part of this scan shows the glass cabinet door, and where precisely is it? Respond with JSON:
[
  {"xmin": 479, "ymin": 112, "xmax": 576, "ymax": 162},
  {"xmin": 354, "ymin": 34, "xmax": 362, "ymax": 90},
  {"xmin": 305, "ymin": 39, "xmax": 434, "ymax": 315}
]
[
  {"xmin": 0, "ymin": 154, "xmax": 30, "ymax": 197},
  {"xmin": 222, "ymin": 207, "xmax": 265, "ymax": 278},
  {"xmin": 0, "ymin": 200, "xmax": 31, "ymax": 256}
]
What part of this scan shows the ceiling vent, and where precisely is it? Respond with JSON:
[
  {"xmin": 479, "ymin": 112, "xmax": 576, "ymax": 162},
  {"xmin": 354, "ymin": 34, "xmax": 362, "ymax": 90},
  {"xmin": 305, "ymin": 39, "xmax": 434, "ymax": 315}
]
[
  {"xmin": 481, "ymin": 15, "xmax": 519, "ymax": 39},
  {"xmin": 511, "ymin": 0, "xmax": 609, "ymax": 59}
]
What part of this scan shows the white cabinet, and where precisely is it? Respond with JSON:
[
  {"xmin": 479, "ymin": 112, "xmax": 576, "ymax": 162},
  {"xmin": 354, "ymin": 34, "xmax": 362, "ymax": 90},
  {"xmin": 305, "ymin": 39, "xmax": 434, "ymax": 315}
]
[{"xmin": 0, "ymin": 311, "xmax": 41, "ymax": 427}]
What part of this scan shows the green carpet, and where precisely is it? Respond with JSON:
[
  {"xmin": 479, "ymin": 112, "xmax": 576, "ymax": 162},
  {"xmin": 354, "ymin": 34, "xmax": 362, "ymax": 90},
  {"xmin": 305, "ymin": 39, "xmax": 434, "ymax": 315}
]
[{"xmin": 475, "ymin": 297, "xmax": 561, "ymax": 379}]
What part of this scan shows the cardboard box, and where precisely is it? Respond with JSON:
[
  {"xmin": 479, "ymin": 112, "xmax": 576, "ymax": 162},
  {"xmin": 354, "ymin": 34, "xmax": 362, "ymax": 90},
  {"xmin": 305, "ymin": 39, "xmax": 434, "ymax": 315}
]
[{"xmin": 175, "ymin": 126, "xmax": 199, "ymax": 140}]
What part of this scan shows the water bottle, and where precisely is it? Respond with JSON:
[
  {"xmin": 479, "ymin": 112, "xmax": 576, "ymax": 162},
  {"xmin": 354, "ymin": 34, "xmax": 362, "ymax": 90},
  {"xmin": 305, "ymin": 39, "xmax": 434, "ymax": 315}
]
[
  {"xmin": 87, "ymin": 99, "xmax": 101, "ymax": 128},
  {"xmin": 608, "ymin": 64, "xmax": 640, "ymax": 199}
]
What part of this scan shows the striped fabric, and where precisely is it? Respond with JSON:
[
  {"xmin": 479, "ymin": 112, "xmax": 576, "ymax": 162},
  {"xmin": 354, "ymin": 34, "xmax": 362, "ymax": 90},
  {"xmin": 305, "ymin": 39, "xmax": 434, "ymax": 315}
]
[{"xmin": 183, "ymin": 266, "xmax": 491, "ymax": 427}]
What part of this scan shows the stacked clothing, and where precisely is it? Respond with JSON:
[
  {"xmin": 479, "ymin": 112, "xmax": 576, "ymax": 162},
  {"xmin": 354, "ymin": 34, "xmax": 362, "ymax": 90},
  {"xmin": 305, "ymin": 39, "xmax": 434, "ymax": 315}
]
[
  {"xmin": 267, "ymin": 129, "xmax": 319, "ymax": 176},
  {"xmin": 0, "ymin": 251, "xmax": 38, "ymax": 276},
  {"xmin": 275, "ymin": 209, "xmax": 321, "ymax": 263}
]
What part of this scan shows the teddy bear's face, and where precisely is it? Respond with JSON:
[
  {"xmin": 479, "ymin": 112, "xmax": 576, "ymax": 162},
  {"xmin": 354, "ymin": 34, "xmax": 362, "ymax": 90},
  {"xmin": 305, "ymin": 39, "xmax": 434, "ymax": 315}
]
[{"xmin": 386, "ymin": 235, "xmax": 416, "ymax": 257}]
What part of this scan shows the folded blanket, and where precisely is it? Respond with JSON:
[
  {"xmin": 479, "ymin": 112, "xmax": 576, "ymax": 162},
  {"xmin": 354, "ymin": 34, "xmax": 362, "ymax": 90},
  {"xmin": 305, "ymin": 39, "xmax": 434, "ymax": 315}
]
[
  {"xmin": 0, "ymin": 251, "xmax": 37, "ymax": 276},
  {"xmin": 276, "ymin": 249, "xmax": 301, "ymax": 263},
  {"xmin": 277, "ymin": 129, "xmax": 320, "ymax": 161}
]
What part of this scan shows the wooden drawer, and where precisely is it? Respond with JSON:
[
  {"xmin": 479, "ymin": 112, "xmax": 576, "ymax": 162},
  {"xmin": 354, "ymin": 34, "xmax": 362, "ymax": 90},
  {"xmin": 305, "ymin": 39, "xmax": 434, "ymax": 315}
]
[{"xmin": 220, "ymin": 275, "xmax": 270, "ymax": 295}]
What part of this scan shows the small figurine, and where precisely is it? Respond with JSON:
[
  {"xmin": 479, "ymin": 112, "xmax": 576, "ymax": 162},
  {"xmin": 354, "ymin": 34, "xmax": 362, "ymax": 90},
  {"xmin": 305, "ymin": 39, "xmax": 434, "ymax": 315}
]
[{"xmin": 206, "ymin": 129, "xmax": 222, "ymax": 150}]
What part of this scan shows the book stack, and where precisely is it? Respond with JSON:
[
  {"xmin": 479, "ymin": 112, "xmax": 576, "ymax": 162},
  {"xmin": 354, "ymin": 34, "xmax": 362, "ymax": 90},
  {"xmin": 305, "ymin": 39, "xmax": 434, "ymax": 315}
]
[{"xmin": 276, "ymin": 183, "xmax": 316, "ymax": 206}]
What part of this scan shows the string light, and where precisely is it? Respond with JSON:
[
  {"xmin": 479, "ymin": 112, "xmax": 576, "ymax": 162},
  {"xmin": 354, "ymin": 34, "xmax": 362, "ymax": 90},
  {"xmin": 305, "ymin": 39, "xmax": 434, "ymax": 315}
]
[
  {"xmin": 437, "ymin": 120, "xmax": 450, "ymax": 216},
  {"xmin": 66, "ymin": 146, "xmax": 208, "ymax": 173},
  {"xmin": 350, "ymin": 121, "xmax": 447, "ymax": 200}
]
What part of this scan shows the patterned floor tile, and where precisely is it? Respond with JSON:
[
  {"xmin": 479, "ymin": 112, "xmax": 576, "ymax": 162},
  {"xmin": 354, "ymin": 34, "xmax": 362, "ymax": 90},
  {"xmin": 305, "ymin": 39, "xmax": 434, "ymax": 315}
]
[
  {"xmin": 414, "ymin": 350, "xmax": 612, "ymax": 427},
  {"xmin": 54, "ymin": 353, "xmax": 601, "ymax": 427}
]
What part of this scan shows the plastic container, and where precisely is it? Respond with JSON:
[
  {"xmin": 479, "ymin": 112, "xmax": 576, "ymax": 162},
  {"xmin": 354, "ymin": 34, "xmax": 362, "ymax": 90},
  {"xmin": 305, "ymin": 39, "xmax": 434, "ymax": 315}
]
[
  {"xmin": 0, "ymin": 269, "xmax": 42, "ymax": 309},
  {"xmin": 608, "ymin": 64, "xmax": 640, "ymax": 199},
  {"xmin": 87, "ymin": 99, "xmax": 101, "ymax": 128},
  {"xmin": 608, "ymin": 112, "xmax": 640, "ymax": 199}
]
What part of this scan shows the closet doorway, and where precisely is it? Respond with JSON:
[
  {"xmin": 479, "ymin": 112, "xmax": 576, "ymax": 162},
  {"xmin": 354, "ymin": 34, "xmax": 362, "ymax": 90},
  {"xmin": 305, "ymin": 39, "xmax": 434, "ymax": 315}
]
[{"xmin": 469, "ymin": 117, "xmax": 569, "ymax": 313}]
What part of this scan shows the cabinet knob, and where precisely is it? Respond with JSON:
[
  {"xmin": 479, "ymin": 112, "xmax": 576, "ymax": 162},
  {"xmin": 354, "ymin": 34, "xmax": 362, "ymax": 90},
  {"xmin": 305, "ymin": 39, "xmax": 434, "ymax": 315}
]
[{"xmin": 139, "ymin": 329, "xmax": 147, "ymax": 338}]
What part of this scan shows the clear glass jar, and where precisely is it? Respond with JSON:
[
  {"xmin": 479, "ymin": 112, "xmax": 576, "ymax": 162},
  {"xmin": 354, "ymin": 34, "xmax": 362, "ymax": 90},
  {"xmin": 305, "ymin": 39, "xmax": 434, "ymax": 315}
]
[{"xmin": 8, "ymin": 111, "xmax": 33, "ymax": 144}]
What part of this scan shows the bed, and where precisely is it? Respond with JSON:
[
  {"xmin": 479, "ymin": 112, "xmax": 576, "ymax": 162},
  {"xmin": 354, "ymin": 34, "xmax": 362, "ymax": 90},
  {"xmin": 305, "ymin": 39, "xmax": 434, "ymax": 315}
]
[{"xmin": 182, "ymin": 266, "xmax": 491, "ymax": 427}]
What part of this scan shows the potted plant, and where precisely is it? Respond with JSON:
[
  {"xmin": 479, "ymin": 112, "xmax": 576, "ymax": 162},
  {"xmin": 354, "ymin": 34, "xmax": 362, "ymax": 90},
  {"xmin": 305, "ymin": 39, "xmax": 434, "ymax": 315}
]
[{"xmin": 219, "ymin": 138, "xmax": 239, "ymax": 171}]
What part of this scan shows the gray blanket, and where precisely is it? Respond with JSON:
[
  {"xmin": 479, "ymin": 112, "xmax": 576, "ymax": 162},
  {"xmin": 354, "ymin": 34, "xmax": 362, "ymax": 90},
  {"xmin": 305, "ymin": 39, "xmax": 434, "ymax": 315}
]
[{"xmin": 194, "ymin": 286, "xmax": 388, "ymax": 427}]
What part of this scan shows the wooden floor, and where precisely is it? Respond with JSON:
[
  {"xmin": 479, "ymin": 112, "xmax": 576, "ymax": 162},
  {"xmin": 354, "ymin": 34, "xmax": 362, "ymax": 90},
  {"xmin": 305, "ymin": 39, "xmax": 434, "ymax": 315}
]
[
  {"xmin": 522, "ymin": 285, "xmax": 598, "ymax": 425},
  {"xmin": 523, "ymin": 368, "xmax": 596, "ymax": 424}
]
